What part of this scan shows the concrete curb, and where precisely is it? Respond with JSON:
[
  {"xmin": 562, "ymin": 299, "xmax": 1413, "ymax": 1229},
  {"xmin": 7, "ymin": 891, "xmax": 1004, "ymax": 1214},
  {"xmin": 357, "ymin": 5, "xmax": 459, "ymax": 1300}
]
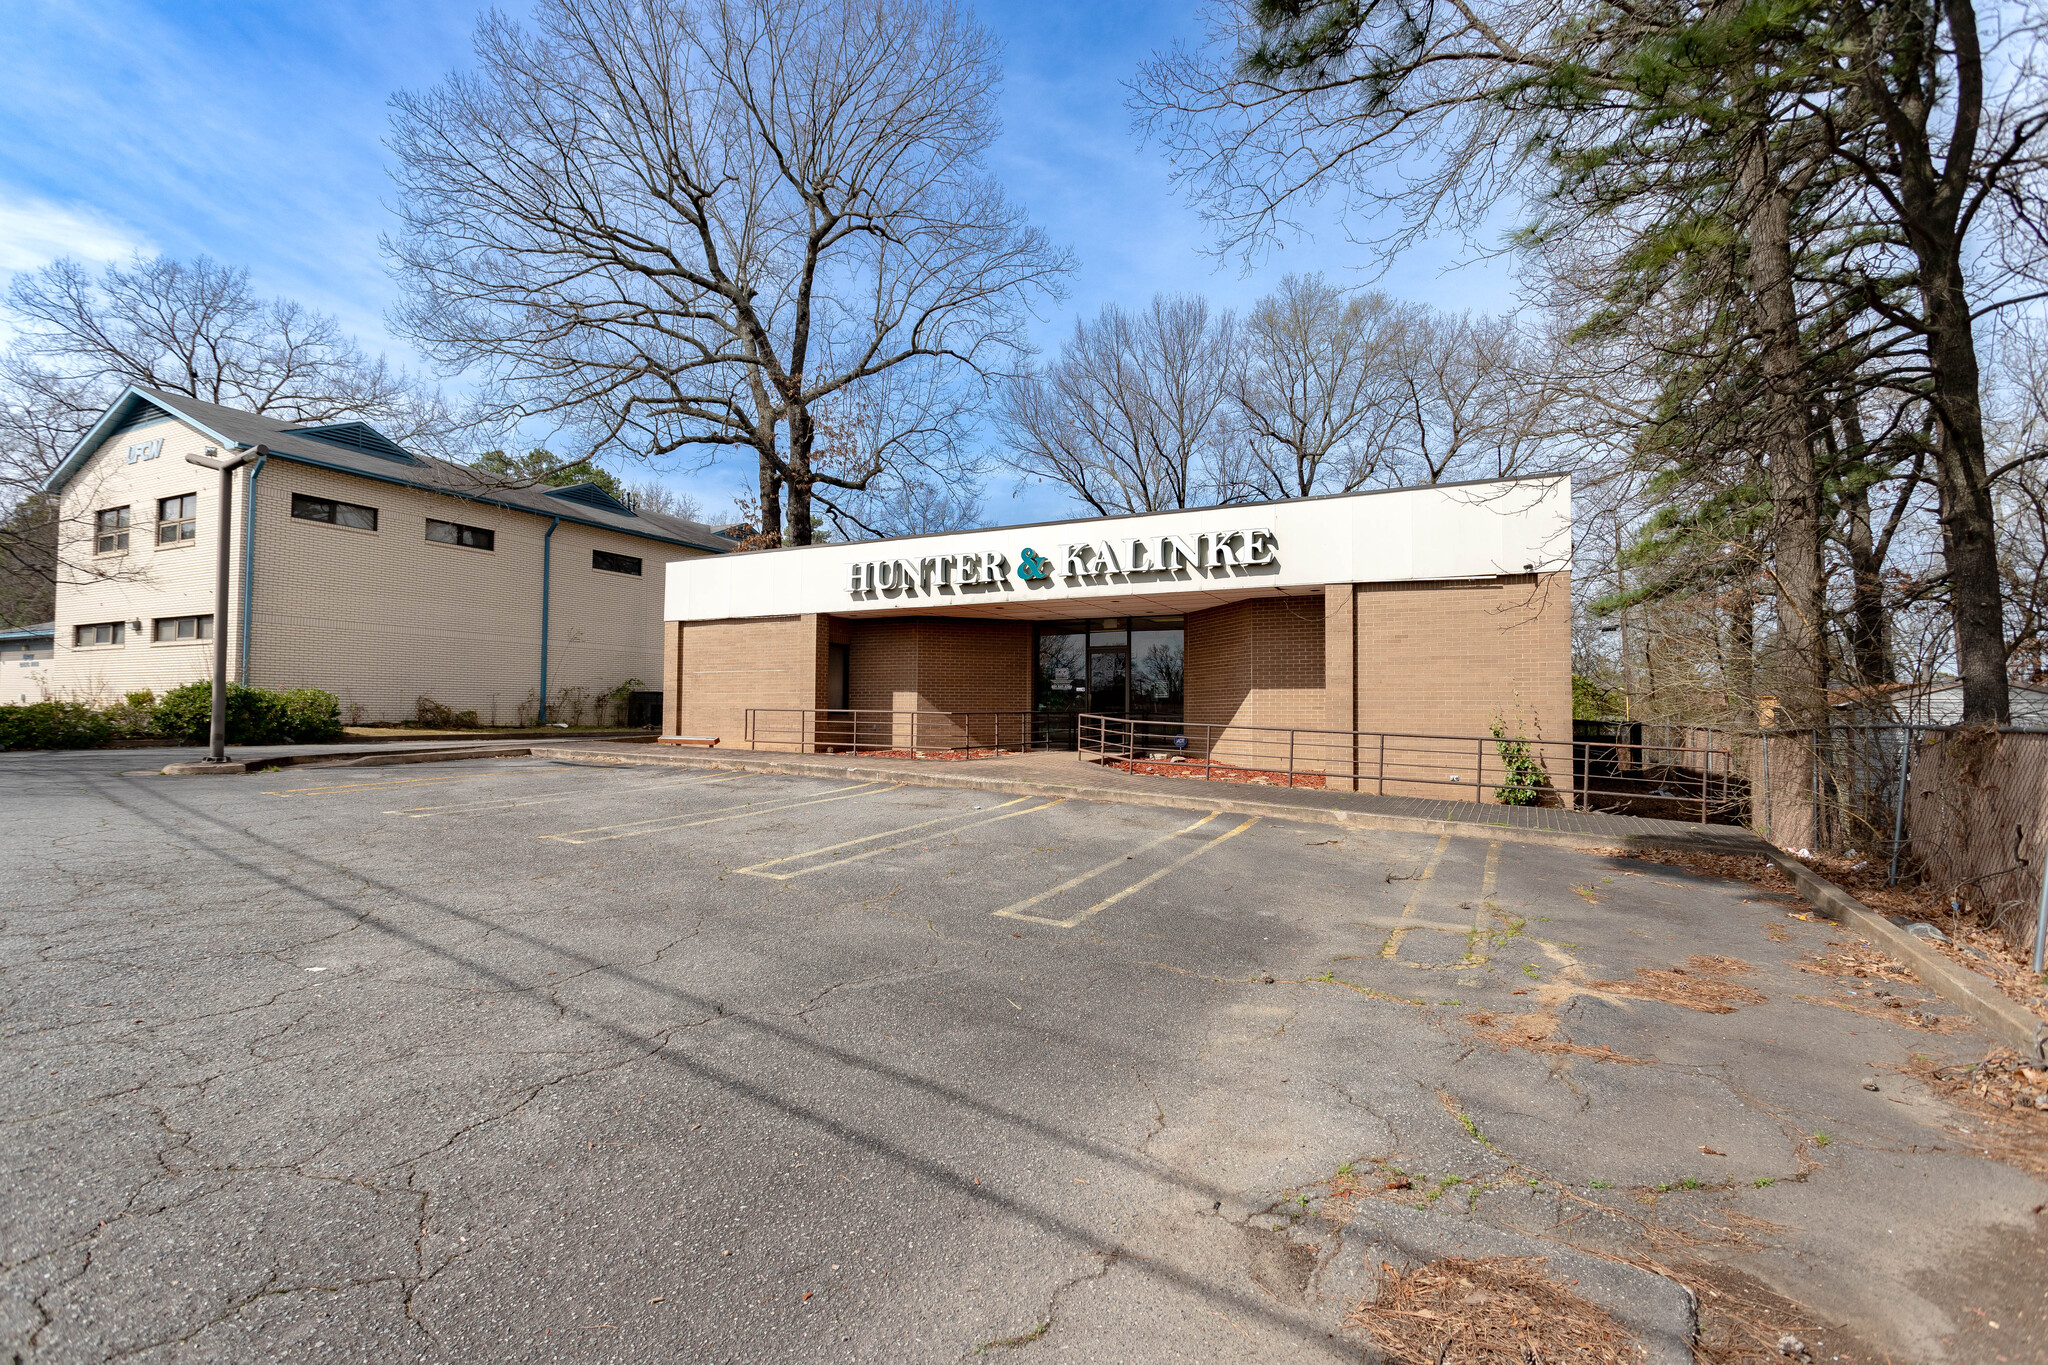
[
  {"xmin": 1758, "ymin": 847, "xmax": 2045, "ymax": 1057},
  {"xmin": 159, "ymin": 742, "xmax": 538, "ymax": 775},
  {"xmin": 538, "ymin": 743, "xmax": 1757, "ymax": 857}
]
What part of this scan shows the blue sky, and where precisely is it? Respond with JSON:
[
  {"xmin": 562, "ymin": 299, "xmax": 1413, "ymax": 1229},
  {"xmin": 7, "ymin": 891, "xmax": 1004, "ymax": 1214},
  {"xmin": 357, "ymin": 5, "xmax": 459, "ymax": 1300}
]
[{"xmin": 0, "ymin": 0, "xmax": 1515, "ymax": 524}]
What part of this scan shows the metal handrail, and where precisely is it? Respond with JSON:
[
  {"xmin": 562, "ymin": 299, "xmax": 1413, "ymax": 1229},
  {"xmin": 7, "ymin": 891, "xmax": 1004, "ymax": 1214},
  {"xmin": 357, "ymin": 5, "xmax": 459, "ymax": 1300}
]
[
  {"xmin": 744, "ymin": 708, "xmax": 1054, "ymax": 758},
  {"xmin": 1075, "ymin": 714, "xmax": 1741, "ymax": 823}
]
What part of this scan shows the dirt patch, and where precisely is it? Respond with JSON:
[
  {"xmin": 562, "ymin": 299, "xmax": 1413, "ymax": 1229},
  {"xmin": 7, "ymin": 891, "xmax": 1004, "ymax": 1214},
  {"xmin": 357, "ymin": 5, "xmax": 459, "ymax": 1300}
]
[
  {"xmin": 1670, "ymin": 1259, "xmax": 1886, "ymax": 1364},
  {"xmin": 1461, "ymin": 1007, "xmax": 1653, "ymax": 1065},
  {"xmin": 1344, "ymin": 1255, "xmax": 1643, "ymax": 1363},
  {"xmin": 1589, "ymin": 956, "xmax": 1768, "ymax": 1015},
  {"xmin": 1904, "ymin": 1046, "xmax": 2048, "ymax": 1178},
  {"xmin": 1101, "ymin": 757, "xmax": 1329, "ymax": 790},
  {"xmin": 1588, "ymin": 846, "xmax": 2048, "ymax": 1028},
  {"xmin": 1794, "ymin": 943, "xmax": 1917, "ymax": 985}
]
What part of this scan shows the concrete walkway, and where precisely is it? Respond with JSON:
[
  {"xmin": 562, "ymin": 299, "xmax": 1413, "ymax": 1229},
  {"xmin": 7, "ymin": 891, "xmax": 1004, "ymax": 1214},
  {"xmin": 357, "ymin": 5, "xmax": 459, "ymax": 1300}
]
[{"xmin": 541, "ymin": 741, "xmax": 1766, "ymax": 856}]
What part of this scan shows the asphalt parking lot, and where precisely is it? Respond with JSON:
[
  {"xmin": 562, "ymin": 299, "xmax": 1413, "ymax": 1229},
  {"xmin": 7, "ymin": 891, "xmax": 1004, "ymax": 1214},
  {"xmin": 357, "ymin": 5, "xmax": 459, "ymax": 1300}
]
[{"xmin": 2, "ymin": 750, "xmax": 2042, "ymax": 1363}]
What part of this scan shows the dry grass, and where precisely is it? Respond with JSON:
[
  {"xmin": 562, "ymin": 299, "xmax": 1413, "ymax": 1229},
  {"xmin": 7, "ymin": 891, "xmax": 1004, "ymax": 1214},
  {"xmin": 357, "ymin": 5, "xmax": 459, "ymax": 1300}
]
[
  {"xmin": 1588, "ymin": 846, "xmax": 2048, "ymax": 1027},
  {"xmin": 1588, "ymin": 956, "xmax": 1768, "ymax": 1015},
  {"xmin": 1345, "ymin": 1256, "xmax": 1643, "ymax": 1363},
  {"xmin": 1903, "ymin": 1046, "xmax": 2048, "ymax": 1178},
  {"xmin": 1794, "ymin": 944, "xmax": 1917, "ymax": 985}
]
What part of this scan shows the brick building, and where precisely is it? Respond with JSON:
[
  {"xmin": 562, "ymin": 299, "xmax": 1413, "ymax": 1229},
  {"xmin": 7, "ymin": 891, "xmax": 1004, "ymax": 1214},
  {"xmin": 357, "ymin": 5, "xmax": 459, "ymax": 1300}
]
[
  {"xmin": 40, "ymin": 386, "xmax": 732, "ymax": 723},
  {"xmin": 664, "ymin": 477, "xmax": 1573, "ymax": 794}
]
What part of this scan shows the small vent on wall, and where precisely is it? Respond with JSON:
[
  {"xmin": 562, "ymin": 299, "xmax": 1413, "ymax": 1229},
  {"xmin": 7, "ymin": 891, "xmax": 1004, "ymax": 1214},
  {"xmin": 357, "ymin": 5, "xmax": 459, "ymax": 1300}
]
[{"xmin": 108, "ymin": 400, "xmax": 174, "ymax": 438}]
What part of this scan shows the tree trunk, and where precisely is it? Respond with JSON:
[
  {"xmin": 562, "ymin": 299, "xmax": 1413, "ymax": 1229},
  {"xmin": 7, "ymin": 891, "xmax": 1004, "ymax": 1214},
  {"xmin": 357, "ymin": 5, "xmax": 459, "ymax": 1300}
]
[
  {"xmin": 756, "ymin": 453, "xmax": 784, "ymax": 550},
  {"xmin": 1923, "ymin": 251, "xmax": 2009, "ymax": 721},
  {"xmin": 1745, "ymin": 158, "xmax": 1829, "ymax": 731}
]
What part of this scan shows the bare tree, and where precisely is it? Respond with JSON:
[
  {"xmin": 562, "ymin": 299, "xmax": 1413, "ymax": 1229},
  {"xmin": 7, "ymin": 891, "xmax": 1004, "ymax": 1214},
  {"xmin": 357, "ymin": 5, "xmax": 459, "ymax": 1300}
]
[
  {"xmin": 6, "ymin": 255, "xmax": 461, "ymax": 454},
  {"xmin": 386, "ymin": 0, "xmax": 1071, "ymax": 547},
  {"xmin": 1231, "ymin": 274, "xmax": 1410, "ymax": 496},
  {"xmin": 998, "ymin": 293, "xmax": 1240, "ymax": 514},
  {"xmin": 623, "ymin": 481, "xmax": 707, "ymax": 523}
]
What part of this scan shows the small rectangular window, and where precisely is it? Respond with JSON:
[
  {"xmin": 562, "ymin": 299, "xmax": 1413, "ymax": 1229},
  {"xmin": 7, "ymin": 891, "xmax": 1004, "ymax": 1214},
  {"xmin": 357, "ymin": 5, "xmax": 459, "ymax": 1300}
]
[
  {"xmin": 593, "ymin": 549, "xmax": 643, "ymax": 576},
  {"xmin": 291, "ymin": 493, "xmax": 379, "ymax": 531},
  {"xmin": 152, "ymin": 615, "xmax": 214, "ymax": 643},
  {"xmin": 157, "ymin": 492, "xmax": 197, "ymax": 544},
  {"xmin": 426, "ymin": 518, "xmax": 495, "ymax": 551},
  {"xmin": 74, "ymin": 622, "xmax": 126, "ymax": 646},
  {"xmin": 95, "ymin": 507, "xmax": 130, "ymax": 554}
]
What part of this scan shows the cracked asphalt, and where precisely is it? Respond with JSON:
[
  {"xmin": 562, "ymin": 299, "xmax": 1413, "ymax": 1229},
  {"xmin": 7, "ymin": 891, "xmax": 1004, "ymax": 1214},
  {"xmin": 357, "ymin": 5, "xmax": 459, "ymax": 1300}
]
[{"xmin": 3, "ymin": 749, "xmax": 2044, "ymax": 1363}]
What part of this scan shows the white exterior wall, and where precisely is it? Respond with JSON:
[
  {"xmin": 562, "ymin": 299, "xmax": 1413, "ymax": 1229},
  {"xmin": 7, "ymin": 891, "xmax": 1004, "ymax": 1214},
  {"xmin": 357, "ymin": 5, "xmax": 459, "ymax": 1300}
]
[
  {"xmin": 1, "ymin": 638, "xmax": 54, "ymax": 704},
  {"xmin": 50, "ymin": 417, "xmax": 244, "ymax": 703},
  {"xmin": 50, "ymin": 415, "xmax": 709, "ymax": 721},
  {"xmin": 668, "ymin": 476, "xmax": 1571, "ymax": 622}
]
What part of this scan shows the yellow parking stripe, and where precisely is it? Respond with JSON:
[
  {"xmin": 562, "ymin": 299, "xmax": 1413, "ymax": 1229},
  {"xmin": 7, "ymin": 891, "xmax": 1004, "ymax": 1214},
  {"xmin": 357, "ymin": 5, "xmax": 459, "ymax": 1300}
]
[
  {"xmin": 537, "ymin": 782, "xmax": 898, "ymax": 844},
  {"xmin": 994, "ymin": 813, "xmax": 1258, "ymax": 928},
  {"xmin": 1380, "ymin": 832, "xmax": 1453, "ymax": 959},
  {"xmin": 736, "ymin": 798, "xmax": 1062, "ymax": 879}
]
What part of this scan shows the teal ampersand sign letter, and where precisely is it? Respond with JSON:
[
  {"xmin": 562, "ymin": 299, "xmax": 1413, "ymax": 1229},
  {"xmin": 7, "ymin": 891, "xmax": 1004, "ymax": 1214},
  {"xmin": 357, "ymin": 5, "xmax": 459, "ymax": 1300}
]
[{"xmin": 1017, "ymin": 548, "xmax": 1051, "ymax": 581}]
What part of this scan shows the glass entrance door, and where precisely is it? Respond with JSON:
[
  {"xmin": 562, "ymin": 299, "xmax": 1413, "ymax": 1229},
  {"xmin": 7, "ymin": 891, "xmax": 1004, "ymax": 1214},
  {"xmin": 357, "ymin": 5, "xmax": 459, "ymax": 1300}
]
[
  {"xmin": 1087, "ymin": 644, "xmax": 1128, "ymax": 715},
  {"xmin": 1035, "ymin": 616, "xmax": 1184, "ymax": 748}
]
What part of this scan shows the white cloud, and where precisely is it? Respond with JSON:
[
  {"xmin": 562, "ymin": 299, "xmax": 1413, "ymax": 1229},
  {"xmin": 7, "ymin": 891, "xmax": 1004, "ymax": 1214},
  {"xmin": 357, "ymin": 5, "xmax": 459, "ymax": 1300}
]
[{"xmin": 0, "ymin": 196, "xmax": 151, "ymax": 274}]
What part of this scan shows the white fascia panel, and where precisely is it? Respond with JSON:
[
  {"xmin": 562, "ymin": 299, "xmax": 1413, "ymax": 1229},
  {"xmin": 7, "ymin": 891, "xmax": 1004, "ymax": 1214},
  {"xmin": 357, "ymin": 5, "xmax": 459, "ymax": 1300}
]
[{"xmin": 666, "ymin": 476, "xmax": 1570, "ymax": 622}]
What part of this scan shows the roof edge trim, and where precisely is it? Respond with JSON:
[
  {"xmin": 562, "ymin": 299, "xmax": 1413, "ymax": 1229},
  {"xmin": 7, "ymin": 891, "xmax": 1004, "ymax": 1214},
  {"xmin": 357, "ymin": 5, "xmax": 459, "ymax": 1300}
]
[{"xmin": 40, "ymin": 387, "xmax": 244, "ymax": 494}]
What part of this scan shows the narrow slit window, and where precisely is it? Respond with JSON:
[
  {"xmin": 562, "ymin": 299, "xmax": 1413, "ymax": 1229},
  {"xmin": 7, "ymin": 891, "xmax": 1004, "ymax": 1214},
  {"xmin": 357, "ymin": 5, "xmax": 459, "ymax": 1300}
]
[
  {"xmin": 593, "ymin": 549, "xmax": 642, "ymax": 576},
  {"xmin": 291, "ymin": 493, "xmax": 378, "ymax": 531},
  {"xmin": 426, "ymin": 519, "xmax": 495, "ymax": 551}
]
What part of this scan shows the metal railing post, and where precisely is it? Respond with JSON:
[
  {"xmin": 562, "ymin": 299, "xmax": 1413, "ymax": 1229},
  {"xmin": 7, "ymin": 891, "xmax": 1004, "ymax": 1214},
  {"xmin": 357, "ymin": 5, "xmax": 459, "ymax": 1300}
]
[
  {"xmin": 1288, "ymin": 730, "xmax": 1297, "ymax": 788},
  {"xmin": 1476, "ymin": 737, "xmax": 1484, "ymax": 803},
  {"xmin": 1378, "ymin": 733, "xmax": 1386, "ymax": 795},
  {"xmin": 1888, "ymin": 727, "xmax": 1914, "ymax": 885}
]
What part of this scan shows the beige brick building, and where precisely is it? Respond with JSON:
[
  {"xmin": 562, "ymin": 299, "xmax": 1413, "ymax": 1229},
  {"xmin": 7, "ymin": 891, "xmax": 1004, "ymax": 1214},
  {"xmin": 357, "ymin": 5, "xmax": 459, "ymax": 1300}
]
[
  {"xmin": 41, "ymin": 386, "xmax": 732, "ymax": 723},
  {"xmin": 663, "ymin": 479, "xmax": 1574, "ymax": 801}
]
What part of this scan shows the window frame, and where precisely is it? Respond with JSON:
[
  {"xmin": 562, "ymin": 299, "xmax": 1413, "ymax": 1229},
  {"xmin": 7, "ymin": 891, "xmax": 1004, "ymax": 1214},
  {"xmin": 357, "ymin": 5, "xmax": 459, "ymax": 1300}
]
[
  {"xmin": 426, "ymin": 518, "xmax": 496, "ymax": 552},
  {"xmin": 290, "ymin": 492, "xmax": 380, "ymax": 532},
  {"xmin": 592, "ymin": 548, "xmax": 644, "ymax": 577},
  {"xmin": 151, "ymin": 615, "xmax": 214, "ymax": 645},
  {"xmin": 73, "ymin": 621, "xmax": 126, "ymax": 648},
  {"xmin": 156, "ymin": 492, "xmax": 198, "ymax": 546},
  {"xmin": 94, "ymin": 506, "xmax": 131, "ymax": 555}
]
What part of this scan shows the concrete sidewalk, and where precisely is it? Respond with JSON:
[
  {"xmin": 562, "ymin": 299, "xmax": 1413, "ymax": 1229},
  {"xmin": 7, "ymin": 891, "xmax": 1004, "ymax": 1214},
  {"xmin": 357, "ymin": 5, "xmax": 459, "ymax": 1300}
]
[{"xmin": 541, "ymin": 741, "xmax": 1765, "ymax": 856}]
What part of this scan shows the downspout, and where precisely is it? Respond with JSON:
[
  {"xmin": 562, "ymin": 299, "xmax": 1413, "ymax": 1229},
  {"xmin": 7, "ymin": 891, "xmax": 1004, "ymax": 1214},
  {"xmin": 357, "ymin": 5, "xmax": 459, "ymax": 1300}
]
[
  {"xmin": 237, "ymin": 452, "xmax": 266, "ymax": 682},
  {"xmin": 539, "ymin": 516, "xmax": 560, "ymax": 724}
]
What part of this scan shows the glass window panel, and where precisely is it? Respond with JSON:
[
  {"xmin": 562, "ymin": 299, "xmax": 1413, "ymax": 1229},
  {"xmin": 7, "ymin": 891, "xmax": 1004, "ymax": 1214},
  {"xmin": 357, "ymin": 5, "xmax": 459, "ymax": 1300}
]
[
  {"xmin": 1130, "ymin": 628, "xmax": 1185, "ymax": 723},
  {"xmin": 426, "ymin": 519, "xmax": 459, "ymax": 544},
  {"xmin": 336, "ymin": 502, "xmax": 377, "ymax": 530},
  {"xmin": 1088, "ymin": 648, "xmax": 1128, "ymax": 715},
  {"xmin": 1035, "ymin": 628, "xmax": 1086, "ymax": 710}
]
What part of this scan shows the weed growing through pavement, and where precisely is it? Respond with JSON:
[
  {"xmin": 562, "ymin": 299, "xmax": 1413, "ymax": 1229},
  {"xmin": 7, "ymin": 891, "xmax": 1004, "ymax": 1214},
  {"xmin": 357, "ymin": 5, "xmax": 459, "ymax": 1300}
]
[{"xmin": 1811, "ymin": 1131, "xmax": 1832, "ymax": 1148}]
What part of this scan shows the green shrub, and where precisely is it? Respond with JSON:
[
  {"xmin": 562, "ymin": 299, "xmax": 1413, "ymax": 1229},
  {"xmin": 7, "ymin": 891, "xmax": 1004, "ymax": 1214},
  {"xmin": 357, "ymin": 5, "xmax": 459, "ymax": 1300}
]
[
  {"xmin": 154, "ymin": 682, "xmax": 343, "ymax": 744},
  {"xmin": 279, "ymin": 689, "xmax": 343, "ymax": 743},
  {"xmin": 0, "ymin": 701, "xmax": 115, "ymax": 750},
  {"xmin": 1490, "ymin": 717, "xmax": 1552, "ymax": 806}
]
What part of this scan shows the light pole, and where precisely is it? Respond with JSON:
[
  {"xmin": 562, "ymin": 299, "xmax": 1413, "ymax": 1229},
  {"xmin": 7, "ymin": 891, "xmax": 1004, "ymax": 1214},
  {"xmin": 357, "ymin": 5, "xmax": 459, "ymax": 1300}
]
[{"xmin": 184, "ymin": 444, "xmax": 266, "ymax": 764}]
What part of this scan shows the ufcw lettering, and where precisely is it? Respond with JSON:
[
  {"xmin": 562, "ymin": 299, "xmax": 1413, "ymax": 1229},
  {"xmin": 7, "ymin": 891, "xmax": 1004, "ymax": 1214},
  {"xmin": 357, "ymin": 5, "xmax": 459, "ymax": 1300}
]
[{"xmin": 845, "ymin": 530, "xmax": 1275, "ymax": 598}]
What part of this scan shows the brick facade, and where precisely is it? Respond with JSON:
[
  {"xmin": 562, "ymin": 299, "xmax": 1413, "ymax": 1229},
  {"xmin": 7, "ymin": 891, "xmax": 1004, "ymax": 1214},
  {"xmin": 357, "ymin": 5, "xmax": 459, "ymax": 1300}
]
[{"xmin": 671, "ymin": 572, "xmax": 1571, "ymax": 788}]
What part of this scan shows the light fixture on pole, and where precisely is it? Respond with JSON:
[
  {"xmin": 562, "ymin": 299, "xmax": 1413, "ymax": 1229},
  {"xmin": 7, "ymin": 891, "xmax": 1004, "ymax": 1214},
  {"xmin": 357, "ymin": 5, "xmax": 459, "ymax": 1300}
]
[{"xmin": 183, "ymin": 444, "xmax": 267, "ymax": 764}]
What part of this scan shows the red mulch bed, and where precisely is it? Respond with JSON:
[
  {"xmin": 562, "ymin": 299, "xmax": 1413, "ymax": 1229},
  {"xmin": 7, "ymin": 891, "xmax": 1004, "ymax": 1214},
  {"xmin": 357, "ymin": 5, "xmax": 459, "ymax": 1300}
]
[{"xmin": 1106, "ymin": 758, "xmax": 1329, "ymax": 790}]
